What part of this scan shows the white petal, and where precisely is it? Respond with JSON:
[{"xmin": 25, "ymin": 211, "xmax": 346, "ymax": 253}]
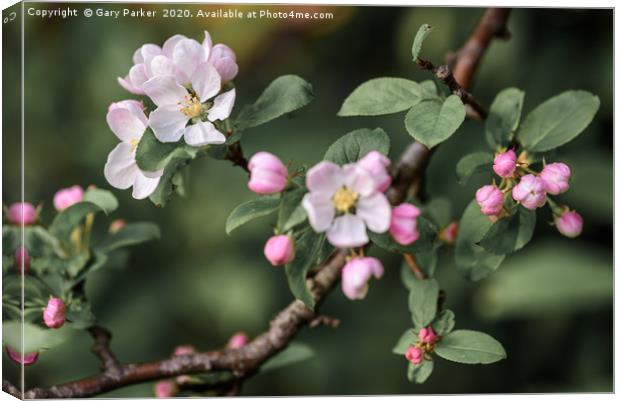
[
  {"xmin": 128, "ymin": 64, "xmax": 148, "ymax": 88},
  {"xmin": 173, "ymin": 39, "xmax": 206, "ymax": 82},
  {"xmin": 148, "ymin": 55, "xmax": 174, "ymax": 77},
  {"xmin": 191, "ymin": 62, "xmax": 221, "ymax": 102},
  {"xmin": 208, "ymin": 89, "xmax": 235, "ymax": 121},
  {"xmin": 142, "ymin": 76, "xmax": 187, "ymax": 107},
  {"xmin": 302, "ymin": 192, "xmax": 335, "ymax": 232},
  {"xmin": 184, "ymin": 121, "xmax": 226, "ymax": 146},
  {"xmin": 149, "ymin": 104, "xmax": 189, "ymax": 143},
  {"xmin": 202, "ymin": 31, "xmax": 213, "ymax": 57},
  {"xmin": 106, "ymin": 108, "xmax": 146, "ymax": 142},
  {"xmin": 327, "ymin": 214, "xmax": 368, "ymax": 248},
  {"xmin": 140, "ymin": 44, "xmax": 162, "ymax": 61},
  {"xmin": 132, "ymin": 172, "xmax": 161, "ymax": 199},
  {"xmin": 343, "ymin": 164, "xmax": 375, "ymax": 197},
  {"xmin": 162, "ymin": 34, "xmax": 187, "ymax": 58},
  {"xmin": 356, "ymin": 193, "xmax": 391, "ymax": 233},
  {"xmin": 117, "ymin": 76, "xmax": 144, "ymax": 95},
  {"xmin": 306, "ymin": 161, "xmax": 344, "ymax": 196},
  {"xmin": 104, "ymin": 143, "xmax": 139, "ymax": 190}
]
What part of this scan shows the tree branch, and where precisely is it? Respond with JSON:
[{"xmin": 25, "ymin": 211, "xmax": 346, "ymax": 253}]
[{"xmin": 87, "ymin": 326, "xmax": 123, "ymax": 380}]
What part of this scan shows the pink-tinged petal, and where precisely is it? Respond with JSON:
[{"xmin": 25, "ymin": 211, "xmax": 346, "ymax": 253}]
[
  {"xmin": 343, "ymin": 164, "xmax": 375, "ymax": 197},
  {"xmin": 132, "ymin": 172, "xmax": 161, "ymax": 199},
  {"xmin": 139, "ymin": 43, "xmax": 162, "ymax": 62},
  {"xmin": 210, "ymin": 44, "xmax": 237, "ymax": 62},
  {"xmin": 104, "ymin": 143, "xmax": 139, "ymax": 190},
  {"xmin": 327, "ymin": 214, "xmax": 368, "ymax": 248},
  {"xmin": 306, "ymin": 161, "xmax": 344, "ymax": 196},
  {"xmin": 6, "ymin": 346, "xmax": 38, "ymax": 366},
  {"xmin": 117, "ymin": 76, "xmax": 144, "ymax": 95},
  {"xmin": 149, "ymin": 104, "xmax": 189, "ymax": 143},
  {"xmin": 212, "ymin": 57, "xmax": 239, "ymax": 82},
  {"xmin": 184, "ymin": 121, "xmax": 226, "ymax": 146},
  {"xmin": 173, "ymin": 38, "xmax": 207, "ymax": 83},
  {"xmin": 208, "ymin": 89, "xmax": 236, "ymax": 121},
  {"xmin": 132, "ymin": 46, "xmax": 144, "ymax": 64},
  {"xmin": 142, "ymin": 76, "xmax": 187, "ymax": 107},
  {"xmin": 148, "ymin": 55, "xmax": 174, "ymax": 77},
  {"xmin": 128, "ymin": 63, "xmax": 148, "ymax": 89},
  {"xmin": 366, "ymin": 257, "xmax": 384, "ymax": 278},
  {"xmin": 106, "ymin": 108, "xmax": 146, "ymax": 142},
  {"xmin": 191, "ymin": 62, "xmax": 221, "ymax": 102},
  {"xmin": 302, "ymin": 192, "xmax": 335, "ymax": 232},
  {"xmin": 108, "ymin": 99, "xmax": 144, "ymax": 113},
  {"xmin": 202, "ymin": 31, "xmax": 213, "ymax": 56},
  {"xmin": 162, "ymin": 34, "xmax": 187, "ymax": 58},
  {"xmin": 356, "ymin": 193, "xmax": 391, "ymax": 233}
]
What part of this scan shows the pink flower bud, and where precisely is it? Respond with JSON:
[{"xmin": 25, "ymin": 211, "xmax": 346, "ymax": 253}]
[
  {"xmin": 357, "ymin": 151, "xmax": 392, "ymax": 192},
  {"xmin": 227, "ymin": 331, "xmax": 249, "ymax": 349},
  {"xmin": 341, "ymin": 256, "xmax": 384, "ymax": 300},
  {"xmin": 173, "ymin": 345, "xmax": 196, "ymax": 356},
  {"xmin": 555, "ymin": 210, "xmax": 583, "ymax": 238},
  {"xmin": 263, "ymin": 235, "xmax": 295, "ymax": 266},
  {"xmin": 418, "ymin": 326, "xmax": 438, "ymax": 344},
  {"xmin": 389, "ymin": 203, "xmax": 421, "ymax": 246},
  {"xmin": 15, "ymin": 246, "xmax": 29, "ymax": 274},
  {"xmin": 540, "ymin": 162, "xmax": 571, "ymax": 195},
  {"xmin": 209, "ymin": 44, "xmax": 238, "ymax": 82},
  {"xmin": 7, "ymin": 202, "xmax": 37, "ymax": 225},
  {"xmin": 512, "ymin": 174, "xmax": 546, "ymax": 210},
  {"xmin": 475, "ymin": 185, "xmax": 504, "ymax": 216},
  {"xmin": 43, "ymin": 297, "xmax": 65, "ymax": 329},
  {"xmin": 109, "ymin": 219, "xmax": 127, "ymax": 234},
  {"xmin": 493, "ymin": 149, "xmax": 517, "ymax": 178},
  {"xmin": 438, "ymin": 222, "xmax": 459, "ymax": 244},
  {"xmin": 154, "ymin": 380, "xmax": 177, "ymax": 398},
  {"xmin": 108, "ymin": 99, "xmax": 144, "ymax": 113},
  {"xmin": 53, "ymin": 185, "xmax": 84, "ymax": 211},
  {"xmin": 405, "ymin": 345, "xmax": 423, "ymax": 365},
  {"xmin": 5, "ymin": 346, "xmax": 39, "ymax": 366},
  {"xmin": 248, "ymin": 152, "xmax": 288, "ymax": 195}
]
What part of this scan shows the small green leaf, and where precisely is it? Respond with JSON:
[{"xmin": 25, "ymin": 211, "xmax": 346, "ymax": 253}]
[
  {"xmin": 408, "ymin": 278, "xmax": 439, "ymax": 328},
  {"xmin": 370, "ymin": 217, "xmax": 438, "ymax": 255},
  {"xmin": 478, "ymin": 207, "xmax": 536, "ymax": 255},
  {"xmin": 284, "ymin": 230, "xmax": 324, "ymax": 310},
  {"xmin": 338, "ymin": 78, "xmax": 423, "ymax": 116},
  {"xmin": 419, "ymin": 80, "xmax": 438, "ymax": 97},
  {"xmin": 82, "ymin": 188, "xmax": 118, "ymax": 214},
  {"xmin": 3, "ymin": 321, "xmax": 71, "ymax": 354},
  {"xmin": 519, "ymin": 90, "xmax": 600, "ymax": 152},
  {"xmin": 485, "ymin": 87, "xmax": 525, "ymax": 149},
  {"xmin": 96, "ymin": 222, "xmax": 160, "ymax": 253},
  {"xmin": 277, "ymin": 188, "xmax": 307, "ymax": 232},
  {"xmin": 431, "ymin": 309, "xmax": 455, "ymax": 336},
  {"xmin": 148, "ymin": 144, "xmax": 200, "ymax": 207},
  {"xmin": 392, "ymin": 329, "xmax": 416, "ymax": 355},
  {"xmin": 49, "ymin": 202, "xmax": 105, "ymax": 241},
  {"xmin": 24, "ymin": 226, "xmax": 64, "ymax": 258},
  {"xmin": 324, "ymin": 128, "xmax": 390, "ymax": 165},
  {"xmin": 434, "ymin": 330, "xmax": 506, "ymax": 364},
  {"xmin": 411, "ymin": 23, "xmax": 432, "ymax": 61},
  {"xmin": 65, "ymin": 300, "xmax": 96, "ymax": 329},
  {"xmin": 225, "ymin": 197, "xmax": 280, "ymax": 235},
  {"xmin": 136, "ymin": 129, "xmax": 194, "ymax": 172},
  {"xmin": 405, "ymin": 95, "xmax": 466, "ymax": 149},
  {"xmin": 407, "ymin": 358, "xmax": 434, "ymax": 384},
  {"xmin": 423, "ymin": 197, "xmax": 452, "ymax": 228},
  {"xmin": 236, "ymin": 75, "xmax": 313, "ymax": 130},
  {"xmin": 456, "ymin": 152, "xmax": 493, "ymax": 185},
  {"xmin": 260, "ymin": 342, "xmax": 315, "ymax": 373}
]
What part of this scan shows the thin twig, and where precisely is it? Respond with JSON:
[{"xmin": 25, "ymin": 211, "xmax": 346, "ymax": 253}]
[
  {"xmin": 404, "ymin": 253, "xmax": 427, "ymax": 281},
  {"xmin": 87, "ymin": 326, "xmax": 123, "ymax": 380}
]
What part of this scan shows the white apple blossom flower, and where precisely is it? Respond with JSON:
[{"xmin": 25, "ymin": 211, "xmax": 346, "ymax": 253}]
[
  {"xmin": 302, "ymin": 161, "xmax": 391, "ymax": 248},
  {"xmin": 104, "ymin": 100, "xmax": 164, "ymax": 199}
]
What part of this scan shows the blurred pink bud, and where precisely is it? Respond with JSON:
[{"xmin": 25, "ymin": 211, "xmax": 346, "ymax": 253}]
[
  {"xmin": 108, "ymin": 99, "xmax": 144, "ymax": 113},
  {"xmin": 109, "ymin": 219, "xmax": 127, "ymax": 234},
  {"xmin": 405, "ymin": 345, "xmax": 423, "ymax": 365},
  {"xmin": 512, "ymin": 174, "xmax": 546, "ymax": 210},
  {"xmin": 341, "ymin": 257, "xmax": 384, "ymax": 300},
  {"xmin": 173, "ymin": 345, "xmax": 196, "ymax": 356},
  {"xmin": 357, "ymin": 151, "xmax": 392, "ymax": 192},
  {"xmin": 227, "ymin": 331, "xmax": 249, "ymax": 349},
  {"xmin": 43, "ymin": 298, "xmax": 65, "ymax": 329},
  {"xmin": 53, "ymin": 185, "xmax": 84, "ymax": 211},
  {"xmin": 475, "ymin": 185, "xmax": 504, "ymax": 216},
  {"xmin": 540, "ymin": 162, "xmax": 571, "ymax": 195},
  {"xmin": 248, "ymin": 152, "xmax": 288, "ymax": 195},
  {"xmin": 418, "ymin": 326, "xmax": 438, "ymax": 344},
  {"xmin": 5, "ymin": 346, "xmax": 38, "ymax": 366},
  {"xmin": 154, "ymin": 380, "xmax": 177, "ymax": 398},
  {"xmin": 438, "ymin": 222, "xmax": 459, "ymax": 244},
  {"xmin": 263, "ymin": 235, "xmax": 295, "ymax": 266},
  {"xmin": 389, "ymin": 203, "xmax": 421, "ymax": 246},
  {"xmin": 555, "ymin": 210, "xmax": 583, "ymax": 238},
  {"xmin": 7, "ymin": 202, "xmax": 37, "ymax": 225},
  {"xmin": 209, "ymin": 44, "xmax": 238, "ymax": 82},
  {"xmin": 15, "ymin": 246, "xmax": 29, "ymax": 274},
  {"xmin": 493, "ymin": 149, "xmax": 517, "ymax": 178}
]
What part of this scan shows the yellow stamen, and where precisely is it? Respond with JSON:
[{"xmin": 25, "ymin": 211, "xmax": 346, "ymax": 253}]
[
  {"xmin": 332, "ymin": 187, "xmax": 358, "ymax": 213},
  {"xmin": 178, "ymin": 95, "xmax": 202, "ymax": 118},
  {"xmin": 129, "ymin": 138, "xmax": 140, "ymax": 151}
]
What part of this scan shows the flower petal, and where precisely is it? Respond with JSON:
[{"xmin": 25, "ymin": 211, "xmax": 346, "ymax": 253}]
[
  {"xmin": 356, "ymin": 193, "xmax": 391, "ymax": 233},
  {"xmin": 208, "ymin": 89, "xmax": 236, "ymax": 121},
  {"xmin": 132, "ymin": 172, "xmax": 161, "ymax": 200},
  {"xmin": 212, "ymin": 57, "xmax": 239, "ymax": 82},
  {"xmin": 148, "ymin": 55, "xmax": 174, "ymax": 77},
  {"xmin": 162, "ymin": 34, "xmax": 187, "ymax": 58},
  {"xmin": 184, "ymin": 121, "xmax": 226, "ymax": 146},
  {"xmin": 128, "ymin": 63, "xmax": 148, "ymax": 88},
  {"xmin": 117, "ymin": 76, "xmax": 144, "ymax": 95},
  {"xmin": 173, "ymin": 39, "xmax": 206, "ymax": 83},
  {"xmin": 306, "ymin": 161, "xmax": 344, "ymax": 196},
  {"xmin": 327, "ymin": 214, "xmax": 369, "ymax": 248},
  {"xmin": 104, "ymin": 143, "xmax": 139, "ymax": 190},
  {"xmin": 142, "ymin": 76, "xmax": 187, "ymax": 107},
  {"xmin": 191, "ymin": 62, "xmax": 221, "ymax": 102},
  {"xmin": 106, "ymin": 107, "xmax": 146, "ymax": 142},
  {"xmin": 149, "ymin": 104, "xmax": 188, "ymax": 143},
  {"xmin": 302, "ymin": 192, "xmax": 335, "ymax": 232},
  {"xmin": 343, "ymin": 164, "xmax": 375, "ymax": 197},
  {"xmin": 202, "ymin": 31, "xmax": 213, "ymax": 58}
]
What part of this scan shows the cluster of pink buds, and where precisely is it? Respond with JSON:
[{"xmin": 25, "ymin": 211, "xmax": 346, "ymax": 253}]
[
  {"xmin": 405, "ymin": 326, "xmax": 439, "ymax": 365},
  {"xmin": 475, "ymin": 149, "xmax": 583, "ymax": 238}
]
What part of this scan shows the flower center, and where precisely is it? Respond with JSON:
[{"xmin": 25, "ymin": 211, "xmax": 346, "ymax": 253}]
[
  {"xmin": 129, "ymin": 138, "xmax": 140, "ymax": 152},
  {"xmin": 178, "ymin": 95, "xmax": 202, "ymax": 118},
  {"xmin": 332, "ymin": 186, "xmax": 358, "ymax": 213}
]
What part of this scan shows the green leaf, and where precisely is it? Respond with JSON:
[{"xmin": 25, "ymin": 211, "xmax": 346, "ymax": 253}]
[
  {"xmin": 423, "ymin": 197, "xmax": 452, "ymax": 228},
  {"xmin": 369, "ymin": 216, "xmax": 438, "ymax": 255},
  {"xmin": 411, "ymin": 23, "xmax": 432, "ymax": 61},
  {"xmin": 485, "ymin": 87, "xmax": 525, "ymax": 149},
  {"xmin": 456, "ymin": 152, "xmax": 493, "ymax": 185},
  {"xmin": 3, "ymin": 321, "xmax": 71, "ymax": 354},
  {"xmin": 284, "ymin": 230, "xmax": 325, "ymax": 310},
  {"xmin": 434, "ymin": 330, "xmax": 506, "ymax": 364},
  {"xmin": 96, "ymin": 222, "xmax": 160, "ymax": 253},
  {"xmin": 478, "ymin": 207, "xmax": 536, "ymax": 255},
  {"xmin": 405, "ymin": 95, "xmax": 466, "ymax": 149},
  {"xmin": 65, "ymin": 300, "xmax": 95, "ymax": 329},
  {"xmin": 392, "ymin": 329, "xmax": 416, "ymax": 355},
  {"xmin": 24, "ymin": 226, "xmax": 64, "ymax": 258},
  {"xmin": 72, "ymin": 251, "xmax": 109, "ymax": 283},
  {"xmin": 82, "ymin": 188, "xmax": 118, "ymax": 214},
  {"xmin": 455, "ymin": 200, "xmax": 505, "ymax": 281},
  {"xmin": 260, "ymin": 342, "xmax": 315, "ymax": 373},
  {"xmin": 236, "ymin": 75, "xmax": 313, "ymax": 130},
  {"xmin": 135, "ymin": 129, "xmax": 195, "ymax": 172},
  {"xmin": 518, "ymin": 90, "xmax": 600, "ymax": 152},
  {"xmin": 49, "ymin": 202, "xmax": 105, "ymax": 241},
  {"xmin": 419, "ymin": 80, "xmax": 438, "ymax": 97},
  {"xmin": 407, "ymin": 358, "xmax": 434, "ymax": 384},
  {"xmin": 408, "ymin": 278, "xmax": 439, "ymax": 328},
  {"xmin": 431, "ymin": 309, "xmax": 455, "ymax": 336},
  {"xmin": 277, "ymin": 188, "xmax": 307, "ymax": 232},
  {"xmin": 149, "ymin": 145, "xmax": 201, "ymax": 207},
  {"xmin": 225, "ymin": 197, "xmax": 280, "ymax": 235},
  {"xmin": 324, "ymin": 128, "xmax": 390, "ymax": 165},
  {"xmin": 400, "ymin": 249, "xmax": 438, "ymax": 287},
  {"xmin": 338, "ymin": 78, "xmax": 423, "ymax": 116}
]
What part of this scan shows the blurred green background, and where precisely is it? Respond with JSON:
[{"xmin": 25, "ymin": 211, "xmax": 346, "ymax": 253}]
[{"xmin": 2, "ymin": 4, "xmax": 613, "ymax": 396}]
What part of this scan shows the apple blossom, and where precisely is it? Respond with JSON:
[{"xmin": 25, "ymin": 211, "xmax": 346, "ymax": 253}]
[
  {"xmin": 5, "ymin": 346, "xmax": 38, "ymax": 366},
  {"xmin": 154, "ymin": 380, "xmax": 177, "ymax": 398},
  {"xmin": 302, "ymin": 161, "xmax": 391, "ymax": 248},
  {"xmin": 512, "ymin": 174, "xmax": 546, "ymax": 210},
  {"xmin": 43, "ymin": 297, "xmax": 65, "ymax": 329},
  {"xmin": 227, "ymin": 332, "xmax": 250, "ymax": 349},
  {"xmin": 248, "ymin": 152, "xmax": 289, "ymax": 194},
  {"xmin": 341, "ymin": 256, "xmax": 384, "ymax": 300},
  {"xmin": 389, "ymin": 203, "xmax": 421, "ymax": 246},
  {"xmin": 540, "ymin": 162, "xmax": 571, "ymax": 195},
  {"xmin": 555, "ymin": 210, "xmax": 583, "ymax": 238},
  {"xmin": 104, "ymin": 100, "xmax": 164, "ymax": 200},
  {"xmin": 264, "ymin": 235, "xmax": 295, "ymax": 266},
  {"xmin": 493, "ymin": 149, "xmax": 517, "ymax": 178},
  {"xmin": 405, "ymin": 345, "xmax": 423, "ymax": 365},
  {"xmin": 15, "ymin": 246, "xmax": 29, "ymax": 274},
  {"xmin": 357, "ymin": 151, "xmax": 391, "ymax": 192},
  {"xmin": 475, "ymin": 185, "xmax": 504, "ymax": 216},
  {"xmin": 53, "ymin": 185, "xmax": 84, "ymax": 211},
  {"xmin": 202, "ymin": 31, "xmax": 239, "ymax": 82},
  {"xmin": 418, "ymin": 326, "xmax": 438, "ymax": 344},
  {"xmin": 7, "ymin": 202, "xmax": 37, "ymax": 225}
]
